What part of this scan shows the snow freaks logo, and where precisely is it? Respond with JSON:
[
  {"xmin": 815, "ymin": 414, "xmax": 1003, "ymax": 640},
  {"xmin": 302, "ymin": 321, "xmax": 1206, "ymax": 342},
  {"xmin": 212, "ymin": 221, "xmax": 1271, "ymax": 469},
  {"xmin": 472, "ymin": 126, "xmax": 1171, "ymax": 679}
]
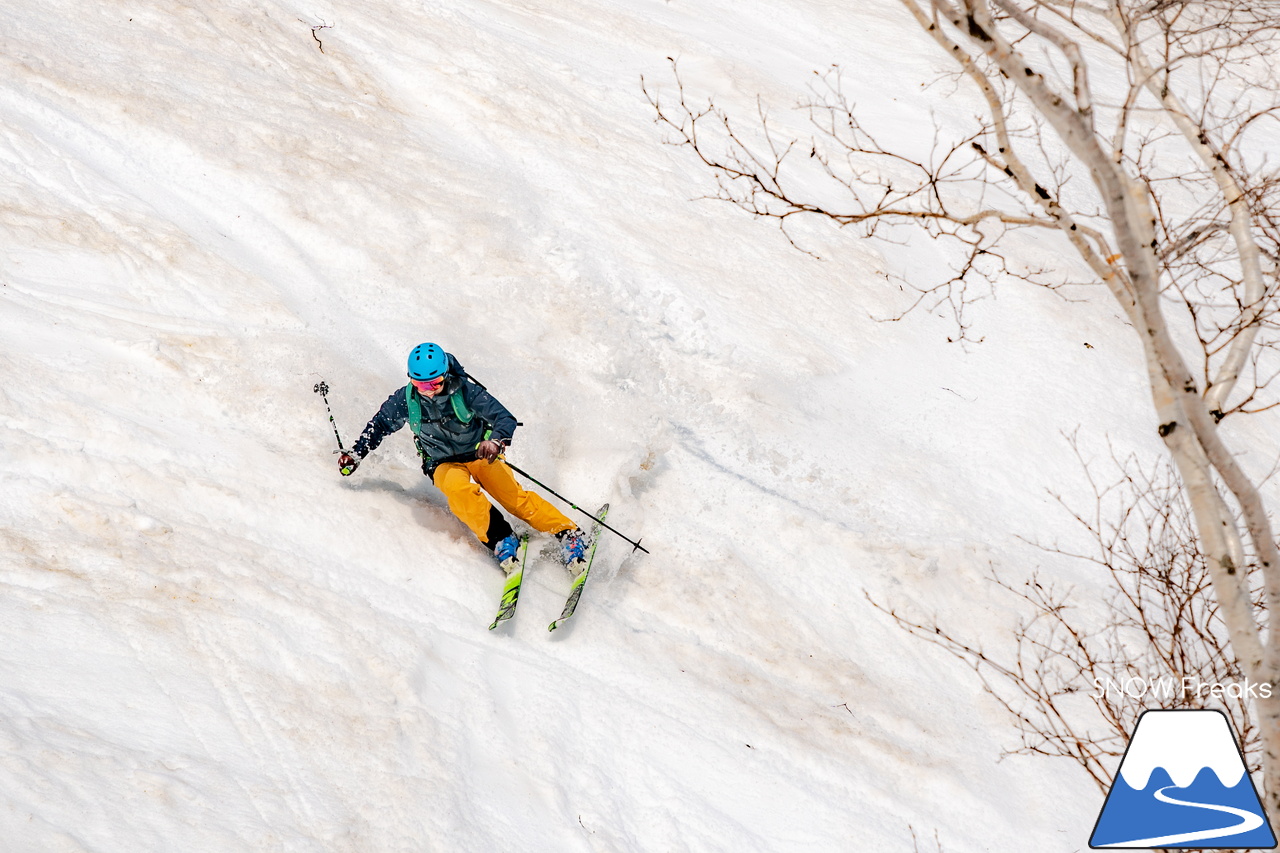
[
  {"xmin": 1092, "ymin": 676, "xmax": 1274, "ymax": 701},
  {"xmin": 1089, "ymin": 710, "xmax": 1277, "ymax": 849}
]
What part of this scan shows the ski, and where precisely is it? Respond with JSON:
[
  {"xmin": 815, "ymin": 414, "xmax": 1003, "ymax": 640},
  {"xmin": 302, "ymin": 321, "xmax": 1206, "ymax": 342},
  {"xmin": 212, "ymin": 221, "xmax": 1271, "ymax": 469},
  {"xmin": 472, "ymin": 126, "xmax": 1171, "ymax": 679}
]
[
  {"xmin": 488, "ymin": 534, "xmax": 531, "ymax": 630},
  {"xmin": 549, "ymin": 504, "xmax": 609, "ymax": 632}
]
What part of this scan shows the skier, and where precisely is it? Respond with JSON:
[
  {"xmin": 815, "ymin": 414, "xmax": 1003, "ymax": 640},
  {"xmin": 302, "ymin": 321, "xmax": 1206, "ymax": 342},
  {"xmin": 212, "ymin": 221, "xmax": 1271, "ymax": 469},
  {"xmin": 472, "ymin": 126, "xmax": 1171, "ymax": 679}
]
[{"xmin": 338, "ymin": 342, "xmax": 588, "ymax": 571}]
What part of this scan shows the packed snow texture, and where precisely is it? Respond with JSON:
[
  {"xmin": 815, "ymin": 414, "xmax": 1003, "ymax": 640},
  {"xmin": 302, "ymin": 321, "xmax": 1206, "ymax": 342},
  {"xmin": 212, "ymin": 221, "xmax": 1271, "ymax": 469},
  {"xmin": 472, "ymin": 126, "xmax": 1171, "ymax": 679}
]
[{"xmin": 4, "ymin": 0, "xmax": 1268, "ymax": 851}]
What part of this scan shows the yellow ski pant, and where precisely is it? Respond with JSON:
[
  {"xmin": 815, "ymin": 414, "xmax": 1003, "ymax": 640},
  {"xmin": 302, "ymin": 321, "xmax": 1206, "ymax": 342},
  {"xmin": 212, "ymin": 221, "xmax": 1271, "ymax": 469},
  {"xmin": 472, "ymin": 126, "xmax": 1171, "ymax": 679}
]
[{"xmin": 432, "ymin": 458, "xmax": 576, "ymax": 544}]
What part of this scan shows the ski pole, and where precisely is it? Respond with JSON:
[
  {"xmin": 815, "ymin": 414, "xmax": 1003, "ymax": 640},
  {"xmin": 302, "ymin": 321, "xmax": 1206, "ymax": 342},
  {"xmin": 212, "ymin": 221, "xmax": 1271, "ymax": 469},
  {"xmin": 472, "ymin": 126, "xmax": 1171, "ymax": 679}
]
[
  {"xmin": 505, "ymin": 460, "xmax": 649, "ymax": 554},
  {"xmin": 313, "ymin": 380, "xmax": 356, "ymax": 474}
]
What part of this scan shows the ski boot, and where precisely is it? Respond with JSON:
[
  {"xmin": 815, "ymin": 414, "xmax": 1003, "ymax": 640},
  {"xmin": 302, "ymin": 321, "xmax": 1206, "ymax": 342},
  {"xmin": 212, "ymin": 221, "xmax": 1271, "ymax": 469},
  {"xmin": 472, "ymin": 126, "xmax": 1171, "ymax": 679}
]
[{"xmin": 493, "ymin": 534, "xmax": 521, "ymax": 574}]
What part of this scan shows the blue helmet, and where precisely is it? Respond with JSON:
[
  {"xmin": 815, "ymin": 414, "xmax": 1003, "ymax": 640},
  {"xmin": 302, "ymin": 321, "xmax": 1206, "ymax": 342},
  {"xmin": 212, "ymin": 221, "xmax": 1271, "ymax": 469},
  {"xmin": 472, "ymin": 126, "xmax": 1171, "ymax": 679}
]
[{"xmin": 407, "ymin": 342, "xmax": 449, "ymax": 381}]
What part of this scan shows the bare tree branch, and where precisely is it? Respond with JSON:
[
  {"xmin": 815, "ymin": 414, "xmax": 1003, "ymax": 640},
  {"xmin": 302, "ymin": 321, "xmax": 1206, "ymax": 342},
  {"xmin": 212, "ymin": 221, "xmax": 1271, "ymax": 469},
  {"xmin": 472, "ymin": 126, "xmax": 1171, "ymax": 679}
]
[{"xmin": 647, "ymin": 0, "xmax": 1280, "ymax": 812}]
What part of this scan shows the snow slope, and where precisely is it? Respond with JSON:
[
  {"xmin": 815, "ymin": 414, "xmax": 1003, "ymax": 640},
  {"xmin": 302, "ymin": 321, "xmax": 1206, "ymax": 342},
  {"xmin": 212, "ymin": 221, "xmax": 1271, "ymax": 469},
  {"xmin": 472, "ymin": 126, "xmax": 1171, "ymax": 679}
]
[{"xmin": 1, "ymin": 0, "xmax": 1259, "ymax": 850}]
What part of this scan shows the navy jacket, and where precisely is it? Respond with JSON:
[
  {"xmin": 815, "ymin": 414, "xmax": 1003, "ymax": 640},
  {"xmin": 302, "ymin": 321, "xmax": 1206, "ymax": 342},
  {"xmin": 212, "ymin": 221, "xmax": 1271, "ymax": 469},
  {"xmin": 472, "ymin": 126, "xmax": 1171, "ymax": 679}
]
[{"xmin": 352, "ymin": 356, "xmax": 517, "ymax": 473}]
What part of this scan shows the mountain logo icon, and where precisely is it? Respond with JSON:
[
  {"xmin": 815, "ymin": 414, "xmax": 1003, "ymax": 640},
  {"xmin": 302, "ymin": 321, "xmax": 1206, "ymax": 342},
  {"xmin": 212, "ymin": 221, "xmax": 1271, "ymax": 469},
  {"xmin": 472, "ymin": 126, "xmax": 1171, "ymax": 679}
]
[{"xmin": 1090, "ymin": 709, "xmax": 1276, "ymax": 848}]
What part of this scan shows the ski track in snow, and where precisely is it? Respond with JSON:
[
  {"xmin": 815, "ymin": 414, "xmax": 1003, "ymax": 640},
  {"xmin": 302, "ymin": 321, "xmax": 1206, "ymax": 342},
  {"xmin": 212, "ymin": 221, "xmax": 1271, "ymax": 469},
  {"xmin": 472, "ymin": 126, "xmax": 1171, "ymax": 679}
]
[
  {"xmin": 5, "ymin": 0, "xmax": 1272, "ymax": 850},
  {"xmin": 1106, "ymin": 786, "xmax": 1265, "ymax": 847}
]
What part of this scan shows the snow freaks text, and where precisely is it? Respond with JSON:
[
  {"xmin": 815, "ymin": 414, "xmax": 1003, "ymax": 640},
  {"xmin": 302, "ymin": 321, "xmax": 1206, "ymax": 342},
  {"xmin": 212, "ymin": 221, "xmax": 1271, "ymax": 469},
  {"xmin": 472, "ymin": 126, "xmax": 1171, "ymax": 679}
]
[{"xmin": 1092, "ymin": 676, "xmax": 1274, "ymax": 701}]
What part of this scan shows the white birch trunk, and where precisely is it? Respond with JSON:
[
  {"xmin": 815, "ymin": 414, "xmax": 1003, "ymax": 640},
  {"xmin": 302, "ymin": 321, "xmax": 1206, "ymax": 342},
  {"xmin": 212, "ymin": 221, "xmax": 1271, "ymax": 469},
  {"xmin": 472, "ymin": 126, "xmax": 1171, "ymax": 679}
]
[{"xmin": 914, "ymin": 0, "xmax": 1280, "ymax": 812}]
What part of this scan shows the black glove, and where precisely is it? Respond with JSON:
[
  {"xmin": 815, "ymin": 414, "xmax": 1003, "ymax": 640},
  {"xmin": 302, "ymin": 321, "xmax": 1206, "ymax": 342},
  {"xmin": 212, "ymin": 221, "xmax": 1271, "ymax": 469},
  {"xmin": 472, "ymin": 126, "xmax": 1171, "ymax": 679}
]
[
  {"xmin": 338, "ymin": 453, "xmax": 359, "ymax": 476},
  {"xmin": 476, "ymin": 440, "xmax": 503, "ymax": 462}
]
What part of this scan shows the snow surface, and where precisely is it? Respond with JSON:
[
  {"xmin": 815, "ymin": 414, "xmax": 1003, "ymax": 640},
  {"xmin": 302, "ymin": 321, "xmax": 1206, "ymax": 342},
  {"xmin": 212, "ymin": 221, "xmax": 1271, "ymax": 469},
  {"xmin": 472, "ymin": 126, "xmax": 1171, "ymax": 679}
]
[{"xmin": 3, "ymin": 0, "xmax": 1275, "ymax": 851}]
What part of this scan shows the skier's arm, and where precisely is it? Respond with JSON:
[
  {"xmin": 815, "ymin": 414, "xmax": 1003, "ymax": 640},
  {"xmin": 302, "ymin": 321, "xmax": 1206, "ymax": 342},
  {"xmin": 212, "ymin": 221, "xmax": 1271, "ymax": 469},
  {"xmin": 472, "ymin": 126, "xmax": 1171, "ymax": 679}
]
[
  {"xmin": 351, "ymin": 390, "xmax": 409, "ymax": 459},
  {"xmin": 467, "ymin": 385, "xmax": 518, "ymax": 445}
]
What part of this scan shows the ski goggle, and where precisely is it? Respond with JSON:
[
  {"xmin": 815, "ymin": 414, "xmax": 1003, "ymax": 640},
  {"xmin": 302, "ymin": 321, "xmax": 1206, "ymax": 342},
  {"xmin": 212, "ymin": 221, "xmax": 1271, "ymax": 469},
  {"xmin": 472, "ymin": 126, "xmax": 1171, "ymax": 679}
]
[{"xmin": 409, "ymin": 375, "xmax": 446, "ymax": 392}]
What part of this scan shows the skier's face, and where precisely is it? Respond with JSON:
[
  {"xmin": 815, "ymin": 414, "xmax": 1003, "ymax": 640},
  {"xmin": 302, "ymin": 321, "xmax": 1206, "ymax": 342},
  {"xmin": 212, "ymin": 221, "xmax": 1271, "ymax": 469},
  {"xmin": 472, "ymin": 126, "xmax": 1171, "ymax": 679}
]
[{"xmin": 410, "ymin": 375, "xmax": 445, "ymax": 397}]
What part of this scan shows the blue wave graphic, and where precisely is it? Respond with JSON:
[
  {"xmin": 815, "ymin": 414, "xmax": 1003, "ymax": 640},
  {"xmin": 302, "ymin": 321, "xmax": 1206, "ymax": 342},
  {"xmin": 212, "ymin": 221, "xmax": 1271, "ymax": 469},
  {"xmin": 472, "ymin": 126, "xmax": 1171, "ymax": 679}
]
[{"xmin": 1091, "ymin": 766, "xmax": 1276, "ymax": 848}]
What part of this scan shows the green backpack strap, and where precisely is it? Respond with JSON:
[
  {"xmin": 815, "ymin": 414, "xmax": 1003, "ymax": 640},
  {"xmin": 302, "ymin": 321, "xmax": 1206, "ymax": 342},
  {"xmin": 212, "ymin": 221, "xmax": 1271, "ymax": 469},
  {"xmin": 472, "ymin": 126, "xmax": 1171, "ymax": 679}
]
[
  {"xmin": 450, "ymin": 389, "xmax": 474, "ymax": 424},
  {"xmin": 405, "ymin": 386, "xmax": 429, "ymax": 460},
  {"xmin": 447, "ymin": 384, "xmax": 493, "ymax": 446},
  {"xmin": 406, "ymin": 386, "xmax": 423, "ymax": 435}
]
